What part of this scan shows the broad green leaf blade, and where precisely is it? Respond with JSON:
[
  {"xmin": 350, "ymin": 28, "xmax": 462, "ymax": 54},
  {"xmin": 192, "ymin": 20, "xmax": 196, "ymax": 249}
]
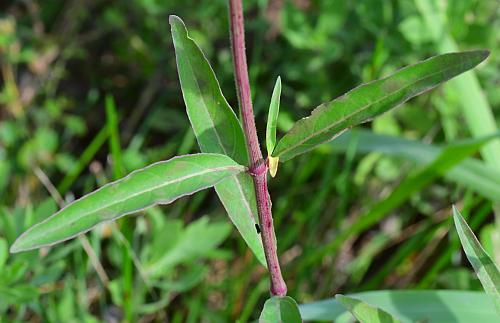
[
  {"xmin": 266, "ymin": 76, "xmax": 282, "ymax": 157},
  {"xmin": 10, "ymin": 154, "xmax": 245, "ymax": 253},
  {"xmin": 169, "ymin": 15, "xmax": 266, "ymax": 266},
  {"xmin": 259, "ymin": 296, "xmax": 302, "ymax": 323},
  {"xmin": 300, "ymin": 290, "xmax": 498, "ymax": 322},
  {"xmin": 329, "ymin": 129, "xmax": 500, "ymax": 202},
  {"xmin": 335, "ymin": 294, "xmax": 401, "ymax": 323},
  {"xmin": 453, "ymin": 207, "xmax": 500, "ymax": 314},
  {"xmin": 273, "ymin": 50, "xmax": 489, "ymax": 161}
]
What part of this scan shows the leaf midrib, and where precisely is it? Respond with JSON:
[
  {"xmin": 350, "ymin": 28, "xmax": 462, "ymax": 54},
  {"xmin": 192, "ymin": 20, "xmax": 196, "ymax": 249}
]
[
  {"xmin": 175, "ymin": 27, "xmax": 257, "ymax": 223},
  {"xmin": 276, "ymin": 59, "xmax": 472, "ymax": 158},
  {"xmin": 21, "ymin": 163, "xmax": 243, "ymax": 243}
]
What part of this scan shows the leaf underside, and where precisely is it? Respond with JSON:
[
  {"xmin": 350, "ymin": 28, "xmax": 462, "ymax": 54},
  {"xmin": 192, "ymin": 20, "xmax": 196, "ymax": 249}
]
[
  {"xmin": 273, "ymin": 50, "xmax": 489, "ymax": 161},
  {"xmin": 11, "ymin": 153, "xmax": 244, "ymax": 253},
  {"xmin": 169, "ymin": 15, "xmax": 266, "ymax": 266},
  {"xmin": 453, "ymin": 207, "xmax": 500, "ymax": 315}
]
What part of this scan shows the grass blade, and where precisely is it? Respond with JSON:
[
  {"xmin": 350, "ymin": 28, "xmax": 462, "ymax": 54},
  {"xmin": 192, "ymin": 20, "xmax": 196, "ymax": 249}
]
[
  {"xmin": 273, "ymin": 51, "xmax": 489, "ymax": 161},
  {"xmin": 10, "ymin": 154, "xmax": 245, "ymax": 253},
  {"xmin": 57, "ymin": 126, "xmax": 109, "ymax": 194},
  {"xmin": 335, "ymin": 294, "xmax": 401, "ymax": 323},
  {"xmin": 105, "ymin": 94, "xmax": 125, "ymax": 179},
  {"xmin": 259, "ymin": 296, "xmax": 302, "ymax": 323},
  {"xmin": 453, "ymin": 206, "xmax": 500, "ymax": 315},
  {"xmin": 416, "ymin": 0, "xmax": 500, "ymax": 169},
  {"xmin": 300, "ymin": 290, "xmax": 498, "ymax": 322},
  {"xmin": 305, "ymin": 133, "xmax": 499, "ymax": 266},
  {"xmin": 169, "ymin": 15, "xmax": 266, "ymax": 266},
  {"xmin": 329, "ymin": 129, "xmax": 500, "ymax": 202}
]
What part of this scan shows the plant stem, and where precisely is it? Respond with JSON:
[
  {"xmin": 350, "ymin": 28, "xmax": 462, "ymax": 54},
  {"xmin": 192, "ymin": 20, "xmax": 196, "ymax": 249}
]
[{"xmin": 228, "ymin": 0, "xmax": 287, "ymax": 296}]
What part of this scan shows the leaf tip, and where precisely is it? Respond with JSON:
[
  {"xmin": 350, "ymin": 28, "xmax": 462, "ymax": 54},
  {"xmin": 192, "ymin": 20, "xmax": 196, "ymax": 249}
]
[
  {"xmin": 477, "ymin": 49, "xmax": 490, "ymax": 61},
  {"xmin": 168, "ymin": 15, "xmax": 182, "ymax": 26},
  {"xmin": 334, "ymin": 294, "xmax": 352, "ymax": 309},
  {"xmin": 452, "ymin": 205, "xmax": 463, "ymax": 222},
  {"xmin": 9, "ymin": 237, "xmax": 25, "ymax": 254},
  {"xmin": 466, "ymin": 49, "xmax": 490, "ymax": 67}
]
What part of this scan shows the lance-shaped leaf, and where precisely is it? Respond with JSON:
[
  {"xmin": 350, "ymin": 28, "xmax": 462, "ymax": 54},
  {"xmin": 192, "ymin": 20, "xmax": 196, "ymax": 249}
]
[
  {"xmin": 170, "ymin": 15, "xmax": 266, "ymax": 266},
  {"xmin": 453, "ymin": 206, "xmax": 500, "ymax": 315},
  {"xmin": 273, "ymin": 50, "xmax": 489, "ymax": 161},
  {"xmin": 266, "ymin": 76, "xmax": 282, "ymax": 156},
  {"xmin": 336, "ymin": 295, "xmax": 402, "ymax": 323},
  {"xmin": 266, "ymin": 76, "xmax": 282, "ymax": 177},
  {"xmin": 259, "ymin": 296, "xmax": 302, "ymax": 323},
  {"xmin": 10, "ymin": 154, "xmax": 245, "ymax": 253}
]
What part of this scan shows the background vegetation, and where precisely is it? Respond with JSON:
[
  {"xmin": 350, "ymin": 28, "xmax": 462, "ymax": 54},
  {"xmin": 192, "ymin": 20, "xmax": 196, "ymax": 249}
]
[{"xmin": 1, "ymin": 0, "xmax": 499, "ymax": 321}]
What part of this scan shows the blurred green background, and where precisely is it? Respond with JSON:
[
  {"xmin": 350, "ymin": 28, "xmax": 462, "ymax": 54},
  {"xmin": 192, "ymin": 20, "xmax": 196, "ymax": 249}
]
[{"xmin": 1, "ymin": 0, "xmax": 499, "ymax": 322}]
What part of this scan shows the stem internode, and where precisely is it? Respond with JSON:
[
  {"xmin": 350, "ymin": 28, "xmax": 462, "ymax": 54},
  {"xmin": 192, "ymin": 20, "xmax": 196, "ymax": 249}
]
[{"xmin": 229, "ymin": 0, "xmax": 287, "ymax": 296}]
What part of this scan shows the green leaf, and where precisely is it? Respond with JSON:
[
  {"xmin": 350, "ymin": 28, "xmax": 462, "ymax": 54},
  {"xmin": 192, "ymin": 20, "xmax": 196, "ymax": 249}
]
[
  {"xmin": 330, "ymin": 129, "xmax": 500, "ymax": 202},
  {"xmin": 273, "ymin": 50, "xmax": 489, "ymax": 161},
  {"xmin": 335, "ymin": 294, "xmax": 401, "ymax": 323},
  {"xmin": 259, "ymin": 296, "xmax": 302, "ymax": 323},
  {"xmin": 10, "ymin": 153, "xmax": 245, "ymax": 253},
  {"xmin": 169, "ymin": 15, "xmax": 248, "ymax": 165},
  {"xmin": 300, "ymin": 290, "xmax": 498, "ymax": 322},
  {"xmin": 453, "ymin": 207, "xmax": 500, "ymax": 315},
  {"xmin": 266, "ymin": 76, "xmax": 282, "ymax": 157},
  {"xmin": 169, "ymin": 15, "xmax": 266, "ymax": 266}
]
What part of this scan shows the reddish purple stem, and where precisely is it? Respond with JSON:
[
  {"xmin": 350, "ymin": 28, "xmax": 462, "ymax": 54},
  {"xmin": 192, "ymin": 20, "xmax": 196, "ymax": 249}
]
[{"xmin": 229, "ymin": 0, "xmax": 287, "ymax": 296}]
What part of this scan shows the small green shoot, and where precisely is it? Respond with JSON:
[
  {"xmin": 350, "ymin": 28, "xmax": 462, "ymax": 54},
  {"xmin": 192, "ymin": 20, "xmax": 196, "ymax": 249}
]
[{"xmin": 266, "ymin": 76, "xmax": 281, "ymax": 177}]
